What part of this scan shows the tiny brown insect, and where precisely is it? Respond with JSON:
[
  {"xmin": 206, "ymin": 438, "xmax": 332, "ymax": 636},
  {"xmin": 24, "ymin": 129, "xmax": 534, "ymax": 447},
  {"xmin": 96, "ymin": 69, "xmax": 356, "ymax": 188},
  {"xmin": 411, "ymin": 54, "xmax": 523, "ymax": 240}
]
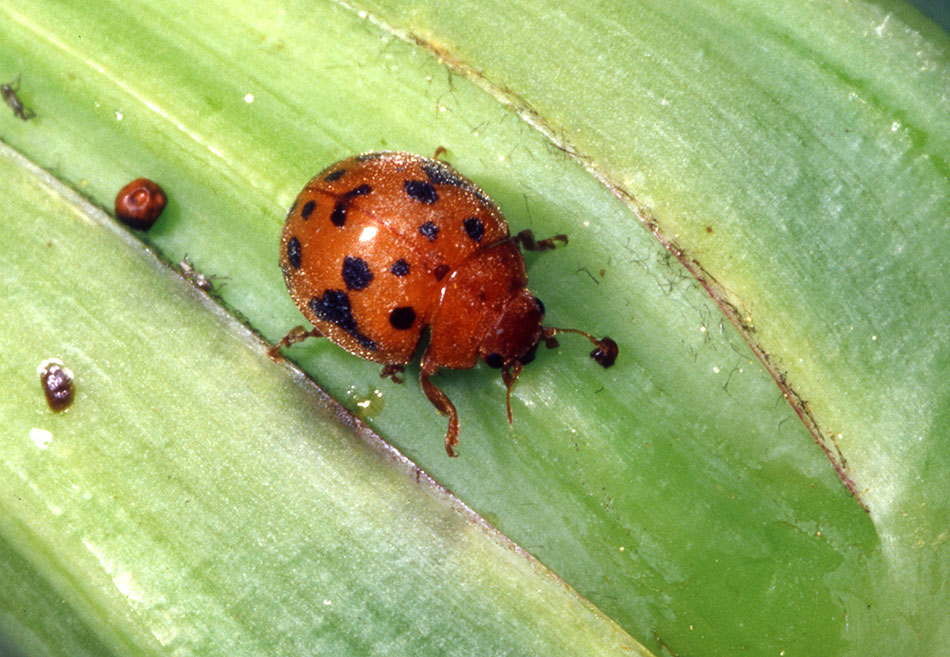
[
  {"xmin": 2, "ymin": 75, "xmax": 36, "ymax": 121},
  {"xmin": 180, "ymin": 255, "xmax": 224, "ymax": 292},
  {"xmin": 38, "ymin": 359, "xmax": 75, "ymax": 411},
  {"xmin": 115, "ymin": 178, "xmax": 167, "ymax": 230}
]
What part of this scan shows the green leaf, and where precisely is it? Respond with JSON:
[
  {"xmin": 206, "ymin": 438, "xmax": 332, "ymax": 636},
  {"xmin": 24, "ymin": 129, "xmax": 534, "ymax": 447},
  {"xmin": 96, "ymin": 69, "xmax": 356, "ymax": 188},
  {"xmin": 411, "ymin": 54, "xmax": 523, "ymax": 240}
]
[
  {"xmin": 0, "ymin": 145, "xmax": 645, "ymax": 655},
  {"xmin": 0, "ymin": 0, "xmax": 947, "ymax": 655}
]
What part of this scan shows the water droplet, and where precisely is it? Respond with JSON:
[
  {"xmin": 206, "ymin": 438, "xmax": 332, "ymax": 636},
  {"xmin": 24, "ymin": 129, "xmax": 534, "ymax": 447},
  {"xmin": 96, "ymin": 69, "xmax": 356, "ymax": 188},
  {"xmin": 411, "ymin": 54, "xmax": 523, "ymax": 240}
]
[{"xmin": 345, "ymin": 386, "xmax": 385, "ymax": 419}]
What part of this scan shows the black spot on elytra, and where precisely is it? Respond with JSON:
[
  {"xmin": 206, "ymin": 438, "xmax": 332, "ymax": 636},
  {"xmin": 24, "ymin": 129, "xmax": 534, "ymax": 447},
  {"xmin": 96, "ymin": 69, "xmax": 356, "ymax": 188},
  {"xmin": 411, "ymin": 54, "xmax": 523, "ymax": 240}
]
[
  {"xmin": 433, "ymin": 264, "xmax": 450, "ymax": 281},
  {"xmin": 389, "ymin": 306, "xmax": 416, "ymax": 330},
  {"xmin": 301, "ymin": 200, "xmax": 316, "ymax": 219},
  {"xmin": 421, "ymin": 160, "xmax": 464, "ymax": 186},
  {"xmin": 419, "ymin": 221, "xmax": 438, "ymax": 241},
  {"xmin": 331, "ymin": 201, "xmax": 347, "ymax": 227},
  {"xmin": 346, "ymin": 184, "xmax": 371, "ymax": 198},
  {"xmin": 463, "ymin": 217, "xmax": 484, "ymax": 242},
  {"xmin": 421, "ymin": 160, "xmax": 491, "ymax": 205},
  {"xmin": 342, "ymin": 256, "xmax": 373, "ymax": 291},
  {"xmin": 404, "ymin": 179, "xmax": 438, "ymax": 204},
  {"xmin": 329, "ymin": 185, "xmax": 372, "ymax": 228},
  {"xmin": 309, "ymin": 290, "xmax": 351, "ymax": 329},
  {"xmin": 309, "ymin": 290, "xmax": 377, "ymax": 351},
  {"xmin": 287, "ymin": 236, "xmax": 302, "ymax": 269},
  {"xmin": 325, "ymin": 169, "xmax": 345, "ymax": 182},
  {"xmin": 390, "ymin": 259, "xmax": 410, "ymax": 276},
  {"xmin": 484, "ymin": 353, "xmax": 504, "ymax": 368}
]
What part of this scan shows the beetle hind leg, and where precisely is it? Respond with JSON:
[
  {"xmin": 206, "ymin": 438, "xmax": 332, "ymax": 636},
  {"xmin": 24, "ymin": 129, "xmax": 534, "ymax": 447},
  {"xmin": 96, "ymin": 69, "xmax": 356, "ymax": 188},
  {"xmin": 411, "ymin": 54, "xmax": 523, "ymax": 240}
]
[{"xmin": 512, "ymin": 229, "xmax": 568, "ymax": 252}]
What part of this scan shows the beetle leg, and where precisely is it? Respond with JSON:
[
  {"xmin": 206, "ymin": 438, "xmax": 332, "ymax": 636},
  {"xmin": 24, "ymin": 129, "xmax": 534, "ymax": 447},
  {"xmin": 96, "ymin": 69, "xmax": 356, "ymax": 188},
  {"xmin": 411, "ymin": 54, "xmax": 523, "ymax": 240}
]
[
  {"xmin": 541, "ymin": 327, "xmax": 618, "ymax": 368},
  {"xmin": 420, "ymin": 363, "xmax": 460, "ymax": 457},
  {"xmin": 379, "ymin": 363, "xmax": 406, "ymax": 384},
  {"xmin": 268, "ymin": 325, "xmax": 325, "ymax": 361},
  {"xmin": 512, "ymin": 229, "xmax": 568, "ymax": 252}
]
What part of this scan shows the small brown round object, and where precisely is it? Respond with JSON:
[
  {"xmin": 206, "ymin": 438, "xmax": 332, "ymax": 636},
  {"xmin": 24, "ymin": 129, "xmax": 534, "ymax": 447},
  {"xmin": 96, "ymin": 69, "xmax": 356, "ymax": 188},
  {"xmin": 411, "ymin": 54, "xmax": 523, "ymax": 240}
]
[
  {"xmin": 590, "ymin": 336, "xmax": 619, "ymax": 368},
  {"xmin": 38, "ymin": 358, "xmax": 75, "ymax": 411},
  {"xmin": 115, "ymin": 178, "xmax": 167, "ymax": 230}
]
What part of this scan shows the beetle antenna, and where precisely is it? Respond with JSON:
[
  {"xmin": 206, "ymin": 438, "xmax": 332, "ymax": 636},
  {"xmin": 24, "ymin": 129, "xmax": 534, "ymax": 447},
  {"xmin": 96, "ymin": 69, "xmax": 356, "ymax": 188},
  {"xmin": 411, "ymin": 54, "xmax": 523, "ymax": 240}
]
[{"xmin": 541, "ymin": 327, "xmax": 618, "ymax": 368}]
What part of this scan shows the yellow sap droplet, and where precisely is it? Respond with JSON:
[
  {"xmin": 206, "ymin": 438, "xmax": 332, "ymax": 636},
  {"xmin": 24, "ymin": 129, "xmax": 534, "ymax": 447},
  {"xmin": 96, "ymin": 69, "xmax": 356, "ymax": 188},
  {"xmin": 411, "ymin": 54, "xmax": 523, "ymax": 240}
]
[{"xmin": 345, "ymin": 386, "xmax": 385, "ymax": 419}]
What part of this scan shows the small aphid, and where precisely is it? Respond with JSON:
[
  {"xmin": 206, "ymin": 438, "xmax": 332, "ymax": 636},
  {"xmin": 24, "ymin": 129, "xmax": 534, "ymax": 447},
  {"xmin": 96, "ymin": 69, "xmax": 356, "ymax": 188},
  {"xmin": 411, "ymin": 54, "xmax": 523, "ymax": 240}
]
[
  {"xmin": 115, "ymin": 178, "xmax": 167, "ymax": 230},
  {"xmin": 2, "ymin": 75, "xmax": 36, "ymax": 121},
  {"xmin": 38, "ymin": 358, "xmax": 75, "ymax": 411},
  {"xmin": 179, "ymin": 255, "xmax": 223, "ymax": 292}
]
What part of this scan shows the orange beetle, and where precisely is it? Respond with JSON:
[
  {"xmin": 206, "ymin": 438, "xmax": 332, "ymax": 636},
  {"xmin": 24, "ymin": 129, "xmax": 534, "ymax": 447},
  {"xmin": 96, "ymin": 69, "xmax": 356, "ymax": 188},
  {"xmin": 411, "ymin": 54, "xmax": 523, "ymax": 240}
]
[{"xmin": 271, "ymin": 151, "xmax": 617, "ymax": 455}]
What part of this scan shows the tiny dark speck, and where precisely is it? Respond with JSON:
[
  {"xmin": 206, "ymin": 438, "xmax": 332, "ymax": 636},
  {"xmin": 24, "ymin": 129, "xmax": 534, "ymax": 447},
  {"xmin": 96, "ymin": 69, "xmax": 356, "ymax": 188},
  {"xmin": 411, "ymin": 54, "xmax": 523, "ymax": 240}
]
[
  {"xmin": 419, "ymin": 221, "xmax": 439, "ymax": 241},
  {"xmin": 39, "ymin": 360, "xmax": 75, "ymax": 411},
  {"xmin": 390, "ymin": 259, "xmax": 410, "ymax": 276}
]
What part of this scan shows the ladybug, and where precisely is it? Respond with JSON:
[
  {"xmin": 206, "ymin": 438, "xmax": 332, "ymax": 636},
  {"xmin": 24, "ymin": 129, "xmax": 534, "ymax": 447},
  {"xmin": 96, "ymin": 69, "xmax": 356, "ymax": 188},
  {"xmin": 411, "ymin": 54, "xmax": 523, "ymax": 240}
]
[
  {"xmin": 114, "ymin": 178, "xmax": 167, "ymax": 230},
  {"xmin": 271, "ymin": 151, "xmax": 617, "ymax": 456}
]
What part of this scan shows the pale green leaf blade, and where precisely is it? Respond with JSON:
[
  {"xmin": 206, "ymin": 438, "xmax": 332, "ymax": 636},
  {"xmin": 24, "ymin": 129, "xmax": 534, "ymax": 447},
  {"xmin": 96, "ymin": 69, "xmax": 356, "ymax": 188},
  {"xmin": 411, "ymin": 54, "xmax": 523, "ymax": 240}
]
[
  {"xmin": 0, "ymin": 143, "xmax": 646, "ymax": 656},
  {"xmin": 0, "ymin": 0, "xmax": 947, "ymax": 655}
]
